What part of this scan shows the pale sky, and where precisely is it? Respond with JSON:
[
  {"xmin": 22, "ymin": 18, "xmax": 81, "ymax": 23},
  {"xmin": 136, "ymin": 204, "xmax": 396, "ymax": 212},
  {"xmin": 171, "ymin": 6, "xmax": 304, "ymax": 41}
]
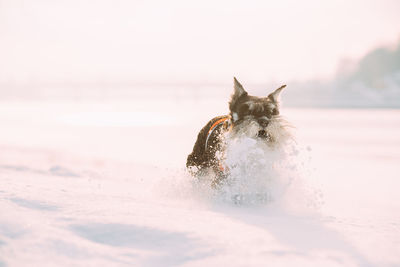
[{"xmin": 1, "ymin": 0, "xmax": 400, "ymax": 84}]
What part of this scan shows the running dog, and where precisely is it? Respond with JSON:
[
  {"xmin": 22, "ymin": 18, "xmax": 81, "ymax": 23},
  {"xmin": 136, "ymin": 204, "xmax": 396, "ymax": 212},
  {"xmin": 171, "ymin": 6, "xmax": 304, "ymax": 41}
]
[{"xmin": 186, "ymin": 77, "xmax": 289, "ymax": 185}]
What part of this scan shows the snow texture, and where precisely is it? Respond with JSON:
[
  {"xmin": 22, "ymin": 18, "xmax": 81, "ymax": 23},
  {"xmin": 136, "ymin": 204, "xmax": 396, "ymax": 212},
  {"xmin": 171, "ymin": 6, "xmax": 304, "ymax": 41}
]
[{"xmin": 0, "ymin": 99, "xmax": 399, "ymax": 267}]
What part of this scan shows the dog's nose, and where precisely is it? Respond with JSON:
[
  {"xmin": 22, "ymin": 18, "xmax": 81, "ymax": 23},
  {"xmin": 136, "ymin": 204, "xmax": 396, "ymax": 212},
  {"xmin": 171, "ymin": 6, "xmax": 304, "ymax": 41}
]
[{"xmin": 258, "ymin": 119, "xmax": 269, "ymax": 127}]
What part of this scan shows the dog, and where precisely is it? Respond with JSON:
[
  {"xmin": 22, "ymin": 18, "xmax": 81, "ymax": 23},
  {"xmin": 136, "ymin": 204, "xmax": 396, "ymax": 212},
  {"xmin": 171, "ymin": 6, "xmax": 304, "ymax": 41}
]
[{"xmin": 186, "ymin": 77, "xmax": 289, "ymax": 186}]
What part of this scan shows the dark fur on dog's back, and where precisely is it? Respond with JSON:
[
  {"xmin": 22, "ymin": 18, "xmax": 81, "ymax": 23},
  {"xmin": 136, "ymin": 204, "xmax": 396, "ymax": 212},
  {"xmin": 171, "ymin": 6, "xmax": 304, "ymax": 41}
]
[{"xmin": 186, "ymin": 115, "xmax": 229, "ymax": 174}]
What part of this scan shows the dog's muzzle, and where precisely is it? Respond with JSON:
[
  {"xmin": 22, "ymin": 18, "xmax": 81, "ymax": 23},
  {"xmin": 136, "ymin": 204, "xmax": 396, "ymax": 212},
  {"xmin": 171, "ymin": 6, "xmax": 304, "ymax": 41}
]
[
  {"xmin": 257, "ymin": 130, "xmax": 268, "ymax": 138},
  {"xmin": 257, "ymin": 119, "xmax": 270, "ymax": 138}
]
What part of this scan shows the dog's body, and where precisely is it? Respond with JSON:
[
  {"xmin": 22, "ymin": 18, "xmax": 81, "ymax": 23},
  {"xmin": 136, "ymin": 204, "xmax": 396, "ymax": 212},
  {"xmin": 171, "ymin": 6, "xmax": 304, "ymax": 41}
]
[
  {"xmin": 186, "ymin": 115, "xmax": 230, "ymax": 183},
  {"xmin": 187, "ymin": 77, "xmax": 288, "ymax": 185}
]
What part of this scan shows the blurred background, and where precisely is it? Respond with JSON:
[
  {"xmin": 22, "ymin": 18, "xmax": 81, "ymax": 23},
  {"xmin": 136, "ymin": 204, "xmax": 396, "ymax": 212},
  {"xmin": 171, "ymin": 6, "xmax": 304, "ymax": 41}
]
[
  {"xmin": 1, "ymin": 0, "xmax": 400, "ymax": 107},
  {"xmin": 1, "ymin": 0, "xmax": 400, "ymax": 168},
  {"xmin": 1, "ymin": 2, "xmax": 400, "ymax": 265}
]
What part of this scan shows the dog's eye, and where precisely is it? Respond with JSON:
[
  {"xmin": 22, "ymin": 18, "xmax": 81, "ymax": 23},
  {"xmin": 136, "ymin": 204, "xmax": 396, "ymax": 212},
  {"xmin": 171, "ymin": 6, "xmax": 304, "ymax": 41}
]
[{"xmin": 272, "ymin": 108, "xmax": 279, "ymax": 115}]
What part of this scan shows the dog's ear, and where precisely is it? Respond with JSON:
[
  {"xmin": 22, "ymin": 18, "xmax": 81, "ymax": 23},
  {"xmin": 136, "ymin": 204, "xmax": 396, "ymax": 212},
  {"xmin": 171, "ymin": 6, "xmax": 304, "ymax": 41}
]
[
  {"xmin": 233, "ymin": 77, "xmax": 247, "ymax": 98},
  {"xmin": 268, "ymin": 84, "xmax": 286, "ymax": 103},
  {"xmin": 230, "ymin": 77, "xmax": 248, "ymax": 112}
]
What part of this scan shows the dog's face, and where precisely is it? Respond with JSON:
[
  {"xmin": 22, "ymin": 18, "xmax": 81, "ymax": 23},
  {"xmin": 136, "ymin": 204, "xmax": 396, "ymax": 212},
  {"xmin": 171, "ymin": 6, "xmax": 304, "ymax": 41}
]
[{"xmin": 228, "ymin": 77, "xmax": 287, "ymax": 142}]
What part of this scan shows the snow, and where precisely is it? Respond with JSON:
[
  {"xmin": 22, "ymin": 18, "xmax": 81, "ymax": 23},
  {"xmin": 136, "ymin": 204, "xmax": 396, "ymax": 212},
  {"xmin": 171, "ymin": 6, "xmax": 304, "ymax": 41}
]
[{"xmin": 0, "ymin": 98, "xmax": 400, "ymax": 266}]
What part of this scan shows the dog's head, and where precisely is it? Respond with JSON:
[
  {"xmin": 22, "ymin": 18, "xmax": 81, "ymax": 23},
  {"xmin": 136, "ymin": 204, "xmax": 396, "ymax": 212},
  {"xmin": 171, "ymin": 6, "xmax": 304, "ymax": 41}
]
[{"xmin": 228, "ymin": 77, "xmax": 289, "ymax": 142}]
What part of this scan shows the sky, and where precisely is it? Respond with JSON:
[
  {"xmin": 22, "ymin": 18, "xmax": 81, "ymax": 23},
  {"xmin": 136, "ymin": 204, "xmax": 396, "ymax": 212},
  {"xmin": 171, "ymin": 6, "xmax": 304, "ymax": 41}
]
[{"xmin": 1, "ymin": 0, "xmax": 400, "ymax": 84}]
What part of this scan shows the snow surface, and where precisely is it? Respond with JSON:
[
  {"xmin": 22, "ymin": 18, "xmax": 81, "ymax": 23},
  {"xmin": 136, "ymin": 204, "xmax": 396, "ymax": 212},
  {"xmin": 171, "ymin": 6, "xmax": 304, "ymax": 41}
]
[{"xmin": 0, "ymin": 99, "xmax": 400, "ymax": 267}]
